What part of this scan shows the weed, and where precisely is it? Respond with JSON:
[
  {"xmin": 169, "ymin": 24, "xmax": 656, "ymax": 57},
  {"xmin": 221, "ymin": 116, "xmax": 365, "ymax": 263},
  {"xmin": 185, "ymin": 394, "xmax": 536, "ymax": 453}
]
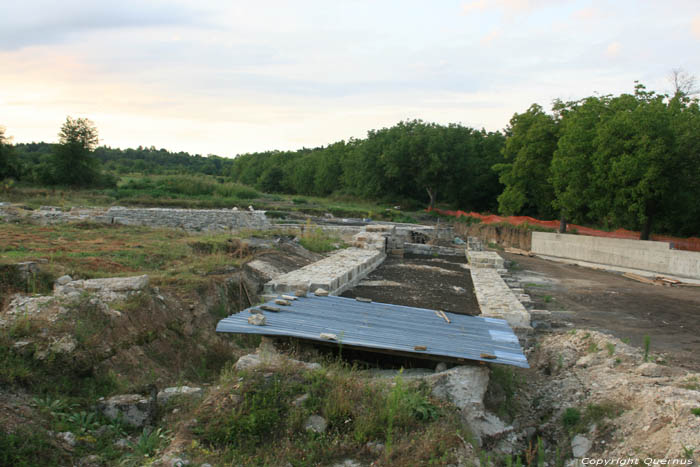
[
  {"xmin": 490, "ymin": 365, "xmax": 520, "ymax": 419},
  {"xmin": 299, "ymin": 222, "xmax": 344, "ymax": 253},
  {"xmin": 544, "ymin": 295, "xmax": 553, "ymax": 303},
  {"xmin": 8, "ymin": 313, "xmax": 41, "ymax": 338},
  {"xmin": 562, "ymin": 402, "xmax": 623, "ymax": 434},
  {"xmin": 691, "ymin": 408, "xmax": 700, "ymax": 416},
  {"xmin": 0, "ymin": 426, "xmax": 66, "ymax": 466},
  {"xmin": 681, "ymin": 376, "xmax": 700, "ymax": 391},
  {"xmin": 682, "ymin": 445, "xmax": 695, "ymax": 460},
  {"xmin": 587, "ymin": 342, "xmax": 599, "ymax": 353},
  {"xmin": 643, "ymin": 335, "xmax": 651, "ymax": 362},
  {"xmin": 606, "ymin": 342, "xmax": 616, "ymax": 357},
  {"xmin": 121, "ymin": 427, "xmax": 171, "ymax": 466},
  {"xmin": 32, "ymin": 395, "xmax": 76, "ymax": 419},
  {"xmin": 561, "ymin": 408, "xmax": 581, "ymax": 430},
  {"xmin": 63, "ymin": 411, "xmax": 100, "ymax": 435}
]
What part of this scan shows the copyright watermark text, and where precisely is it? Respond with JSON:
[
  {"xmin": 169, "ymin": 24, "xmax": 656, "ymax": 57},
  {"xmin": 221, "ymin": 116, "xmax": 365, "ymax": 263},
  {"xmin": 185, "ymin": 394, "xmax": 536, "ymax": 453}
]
[{"xmin": 582, "ymin": 458, "xmax": 694, "ymax": 466}]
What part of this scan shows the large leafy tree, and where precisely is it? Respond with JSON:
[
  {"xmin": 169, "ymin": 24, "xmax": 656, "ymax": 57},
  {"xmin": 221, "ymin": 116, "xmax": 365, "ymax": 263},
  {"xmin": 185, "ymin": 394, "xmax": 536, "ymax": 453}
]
[
  {"xmin": 493, "ymin": 104, "xmax": 558, "ymax": 218},
  {"xmin": 550, "ymin": 96, "xmax": 609, "ymax": 226},
  {"xmin": 552, "ymin": 84, "xmax": 700, "ymax": 239},
  {"xmin": 51, "ymin": 117, "xmax": 101, "ymax": 186}
]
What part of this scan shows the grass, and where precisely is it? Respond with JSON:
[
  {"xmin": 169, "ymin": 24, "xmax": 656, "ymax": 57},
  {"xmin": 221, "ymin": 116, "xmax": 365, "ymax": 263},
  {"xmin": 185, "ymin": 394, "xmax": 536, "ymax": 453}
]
[
  {"xmin": 2, "ymin": 177, "xmax": 427, "ymax": 223},
  {"xmin": 0, "ymin": 222, "xmax": 253, "ymax": 289},
  {"xmin": 191, "ymin": 363, "xmax": 463, "ymax": 466},
  {"xmin": 643, "ymin": 335, "xmax": 651, "ymax": 362},
  {"xmin": 299, "ymin": 222, "xmax": 346, "ymax": 253},
  {"xmin": 606, "ymin": 342, "xmax": 616, "ymax": 357},
  {"xmin": 561, "ymin": 402, "xmax": 624, "ymax": 434},
  {"xmin": 490, "ymin": 365, "xmax": 520, "ymax": 420},
  {"xmin": 0, "ymin": 426, "xmax": 68, "ymax": 466}
]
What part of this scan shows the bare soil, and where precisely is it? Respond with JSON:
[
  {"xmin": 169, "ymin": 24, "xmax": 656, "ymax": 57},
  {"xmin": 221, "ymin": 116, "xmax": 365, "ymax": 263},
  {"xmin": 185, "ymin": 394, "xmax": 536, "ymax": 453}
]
[
  {"xmin": 504, "ymin": 252, "xmax": 700, "ymax": 371},
  {"xmin": 341, "ymin": 253, "xmax": 480, "ymax": 315}
]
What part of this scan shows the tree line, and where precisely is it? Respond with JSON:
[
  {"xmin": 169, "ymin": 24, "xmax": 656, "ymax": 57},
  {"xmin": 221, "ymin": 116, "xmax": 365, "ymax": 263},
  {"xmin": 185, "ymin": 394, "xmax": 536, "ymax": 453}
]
[
  {"xmin": 0, "ymin": 120, "xmax": 234, "ymax": 187},
  {"xmin": 1, "ymin": 80, "xmax": 699, "ymax": 238}
]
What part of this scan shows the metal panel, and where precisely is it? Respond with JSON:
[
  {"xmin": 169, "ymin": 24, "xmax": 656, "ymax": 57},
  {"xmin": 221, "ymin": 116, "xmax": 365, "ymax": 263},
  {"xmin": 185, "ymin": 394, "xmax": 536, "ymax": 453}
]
[{"xmin": 216, "ymin": 295, "xmax": 529, "ymax": 368}]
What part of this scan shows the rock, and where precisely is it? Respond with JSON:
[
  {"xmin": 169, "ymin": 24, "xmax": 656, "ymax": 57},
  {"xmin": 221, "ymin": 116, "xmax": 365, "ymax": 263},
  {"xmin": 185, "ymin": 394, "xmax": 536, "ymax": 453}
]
[
  {"xmin": 571, "ymin": 434, "xmax": 592, "ymax": 458},
  {"xmin": 304, "ymin": 415, "xmax": 328, "ymax": 433},
  {"xmin": 97, "ymin": 394, "xmax": 155, "ymax": 427},
  {"xmin": 55, "ymin": 275, "xmax": 72, "ymax": 286},
  {"xmin": 332, "ymin": 460, "xmax": 363, "ymax": 467},
  {"xmin": 314, "ymin": 288, "xmax": 329, "ymax": 296},
  {"xmin": 114, "ymin": 438, "xmax": 130, "ymax": 449},
  {"xmin": 58, "ymin": 431, "xmax": 77, "ymax": 446},
  {"xmin": 248, "ymin": 314, "xmax": 266, "ymax": 326},
  {"xmin": 234, "ymin": 353, "xmax": 321, "ymax": 372},
  {"xmin": 636, "ymin": 362, "xmax": 670, "ymax": 377},
  {"xmin": 292, "ymin": 393, "xmax": 310, "ymax": 407},
  {"xmin": 523, "ymin": 426, "xmax": 537, "ymax": 441},
  {"xmin": 157, "ymin": 386, "xmax": 204, "ymax": 405},
  {"xmin": 428, "ymin": 365, "xmax": 511, "ymax": 446},
  {"xmin": 93, "ymin": 425, "xmax": 110, "ymax": 437},
  {"xmin": 78, "ymin": 454, "xmax": 102, "ymax": 466},
  {"xmin": 50, "ymin": 336, "xmax": 77, "ymax": 354},
  {"xmin": 320, "ymin": 333, "xmax": 337, "ymax": 341},
  {"xmin": 165, "ymin": 456, "xmax": 190, "ymax": 467},
  {"xmin": 81, "ymin": 275, "xmax": 150, "ymax": 292},
  {"xmin": 435, "ymin": 362, "xmax": 448, "ymax": 373},
  {"xmin": 366, "ymin": 440, "xmax": 385, "ymax": 455}
]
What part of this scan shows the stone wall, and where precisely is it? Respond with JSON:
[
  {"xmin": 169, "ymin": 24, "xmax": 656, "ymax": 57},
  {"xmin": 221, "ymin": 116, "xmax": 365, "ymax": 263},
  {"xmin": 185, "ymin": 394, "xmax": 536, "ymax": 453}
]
[
  {"xmin": 262, "ymin": 248, "xmax": 386, "ymax": 298},
  {"xmin": 466, "ymin": 240, "xmax": 531, "ymax": 331},
  {"xmin": 0, "ymin": 204, "xmax": 271, "ymax": 232},
  {"xmin": 97, "ymin": 207, "xmax": 270, "ymax": 231}
]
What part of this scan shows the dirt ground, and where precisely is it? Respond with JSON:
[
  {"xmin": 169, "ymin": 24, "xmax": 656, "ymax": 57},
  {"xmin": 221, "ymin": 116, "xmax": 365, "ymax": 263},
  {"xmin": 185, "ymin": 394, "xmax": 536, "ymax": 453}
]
[
  {"xmin": 341, "ymin": 253, "xmax": 480, "ymax": 315},
  {"xmin": 504, "ymin": 252, "xmax": 700, "ymax": 371}
]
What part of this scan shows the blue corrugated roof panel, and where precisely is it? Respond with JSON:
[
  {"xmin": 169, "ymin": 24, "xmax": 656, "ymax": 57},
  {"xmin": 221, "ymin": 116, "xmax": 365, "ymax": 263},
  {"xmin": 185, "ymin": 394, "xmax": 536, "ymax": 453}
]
[{"xmin": 216, "ymin": 295, "xmax": 529, "ymax": 368}]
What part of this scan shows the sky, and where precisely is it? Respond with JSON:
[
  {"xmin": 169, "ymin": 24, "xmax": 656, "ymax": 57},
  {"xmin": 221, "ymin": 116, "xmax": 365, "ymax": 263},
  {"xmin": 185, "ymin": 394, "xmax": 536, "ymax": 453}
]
[{"xmin": 1, "ymin": 0, "xmax": 699, "ymax": 157}]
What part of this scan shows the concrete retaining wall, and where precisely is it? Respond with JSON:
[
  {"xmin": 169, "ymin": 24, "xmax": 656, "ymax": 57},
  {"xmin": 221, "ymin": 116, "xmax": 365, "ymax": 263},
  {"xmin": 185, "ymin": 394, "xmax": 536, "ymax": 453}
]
[{"xmin": 531, "ymin": 232, "xmax": 700, "ymax": 280}]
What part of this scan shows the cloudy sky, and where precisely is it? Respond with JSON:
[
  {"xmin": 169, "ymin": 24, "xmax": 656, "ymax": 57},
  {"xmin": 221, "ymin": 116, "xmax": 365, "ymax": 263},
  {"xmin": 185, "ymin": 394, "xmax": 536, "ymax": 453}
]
[{"xmin": 2, "ymin": 0, "xmax": 699, "ymax": 156}]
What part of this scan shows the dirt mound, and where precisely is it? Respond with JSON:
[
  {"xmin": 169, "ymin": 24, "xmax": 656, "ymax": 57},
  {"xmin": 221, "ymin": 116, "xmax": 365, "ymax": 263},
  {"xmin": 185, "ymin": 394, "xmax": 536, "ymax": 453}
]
[{"xmin": 519, "ymin": 330, "xmax": 700, "ymax": 462}]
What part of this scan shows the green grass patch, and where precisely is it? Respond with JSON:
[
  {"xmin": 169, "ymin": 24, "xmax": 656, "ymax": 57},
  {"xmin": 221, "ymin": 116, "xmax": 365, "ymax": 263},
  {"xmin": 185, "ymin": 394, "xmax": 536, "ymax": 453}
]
[
  {"xmin": 299, "ymin": 225, "xmax": 345, "ymax": 253},
  {"xmin": 192, "ymin": 365, "xmax": 462, "ymax": 466}
]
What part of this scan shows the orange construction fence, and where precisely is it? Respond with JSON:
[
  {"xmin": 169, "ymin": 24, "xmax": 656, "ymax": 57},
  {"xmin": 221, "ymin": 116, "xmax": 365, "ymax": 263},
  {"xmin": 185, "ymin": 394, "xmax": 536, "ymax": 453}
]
[{"xmin": 430, "ymin": 208, "xmax": 700, "ymax": 252}]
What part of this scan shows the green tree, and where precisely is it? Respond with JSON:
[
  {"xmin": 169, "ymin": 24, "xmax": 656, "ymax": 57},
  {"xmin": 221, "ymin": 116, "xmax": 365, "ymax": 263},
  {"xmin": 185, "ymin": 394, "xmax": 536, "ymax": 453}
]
[
  {"xmin": 493, "ymin": 104, "xmax": 558, "ymax": 218},
  {"xmin": 51, "ymin": 116, "xmax": 101, "ymax": 186},
  {"xmin": 0, "ymin": 126, "xmax": 18, "ymax": 179},
  {"xmin": 552, "ymin": 83, "xmax": 700, "ymax": 239},
  {"xmin": 550, "ymin": 96, "xmax": 608, "ymax": 227}
]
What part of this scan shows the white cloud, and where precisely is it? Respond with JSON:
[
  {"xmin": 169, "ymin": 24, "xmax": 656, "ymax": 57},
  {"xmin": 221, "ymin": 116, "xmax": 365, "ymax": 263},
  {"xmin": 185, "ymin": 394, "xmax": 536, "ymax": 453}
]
[
  {"xmin": 481, "ymin": 28, "xmax": 503, "ymax": 45},
  {"xmin": 606, "ymin": 41, "xmax": 621, "ymax": 57},
  {"xmin": 2, "ymin": 1, "xmax": 699, "ymax": 155},
  {"xmin": 692, "ymin": 15, "xmax": 700, "ymax": 39}
]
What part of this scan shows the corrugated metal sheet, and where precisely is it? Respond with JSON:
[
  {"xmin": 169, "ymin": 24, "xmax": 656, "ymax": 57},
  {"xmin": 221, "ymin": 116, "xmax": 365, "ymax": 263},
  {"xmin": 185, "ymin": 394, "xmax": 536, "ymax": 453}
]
[{"xmin": 216, "ymin": 295, "xmax": 529, "ymax": 368}]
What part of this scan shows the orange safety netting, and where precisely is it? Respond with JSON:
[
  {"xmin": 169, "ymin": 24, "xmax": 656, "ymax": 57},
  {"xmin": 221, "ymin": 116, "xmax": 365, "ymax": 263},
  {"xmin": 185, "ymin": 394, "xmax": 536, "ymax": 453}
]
[{"xmin": 430, "ymin": 208, "xmax": 700, "ymax": 252}]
